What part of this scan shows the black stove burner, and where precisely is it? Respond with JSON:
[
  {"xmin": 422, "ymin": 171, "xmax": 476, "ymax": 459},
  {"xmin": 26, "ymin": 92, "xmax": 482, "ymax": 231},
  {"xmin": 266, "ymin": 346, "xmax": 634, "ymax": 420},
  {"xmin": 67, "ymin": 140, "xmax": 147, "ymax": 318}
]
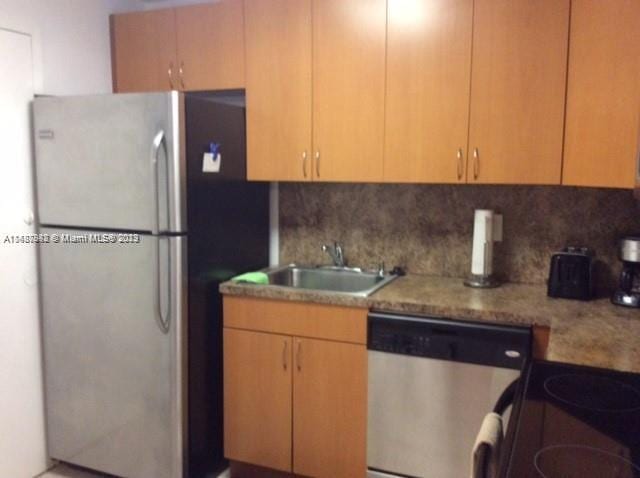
[
  {"xmin": 544, "ymin": 374, "xmax": 640, "ymax": 412},
  {"xmin": 534, "ymin": 445, "xmax": 640, "ymax": 478},
  {"xmin": 504, "ymin": 362, "xmax": 640, "ymax": 478}
]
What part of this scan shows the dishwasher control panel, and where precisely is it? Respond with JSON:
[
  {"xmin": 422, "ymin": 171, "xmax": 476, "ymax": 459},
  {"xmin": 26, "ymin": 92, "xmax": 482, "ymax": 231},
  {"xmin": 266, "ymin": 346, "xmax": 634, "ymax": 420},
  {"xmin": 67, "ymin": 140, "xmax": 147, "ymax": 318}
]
[
  {"xmin": 368, "ymin": 311, "xmax": 531, "ymax": 370},
  {"xmin": 369, "ymin": 329, "xmax": 443, "ymax": 356}
]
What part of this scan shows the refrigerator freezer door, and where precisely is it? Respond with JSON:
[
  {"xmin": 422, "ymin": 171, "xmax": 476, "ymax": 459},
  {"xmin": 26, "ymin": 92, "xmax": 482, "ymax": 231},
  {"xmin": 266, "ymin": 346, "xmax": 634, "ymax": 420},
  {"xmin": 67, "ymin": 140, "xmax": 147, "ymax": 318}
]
[
  {"xmin": 39, "ymin": 228, "xmax": 187, "ymax": 478},
  {"xmin": 34, "ymin": 92, "xmax": 186, "ymax": 233}
]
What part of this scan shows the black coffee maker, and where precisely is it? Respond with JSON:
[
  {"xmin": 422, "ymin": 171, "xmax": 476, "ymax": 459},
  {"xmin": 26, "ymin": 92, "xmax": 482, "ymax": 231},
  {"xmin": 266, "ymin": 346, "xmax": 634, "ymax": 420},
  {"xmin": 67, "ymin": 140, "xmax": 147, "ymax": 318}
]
[{"xmin": 612, "ymin": 236, "xmax": 640, "ymax": 308}]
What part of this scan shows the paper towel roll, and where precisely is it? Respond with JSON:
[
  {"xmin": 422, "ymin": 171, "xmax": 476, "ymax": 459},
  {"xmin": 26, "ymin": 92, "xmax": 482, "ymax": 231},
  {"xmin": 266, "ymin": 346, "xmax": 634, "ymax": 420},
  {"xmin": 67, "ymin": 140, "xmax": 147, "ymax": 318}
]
[{"xmin": 471, "ymin": 209, "xmax": 494, "ymax": 276}]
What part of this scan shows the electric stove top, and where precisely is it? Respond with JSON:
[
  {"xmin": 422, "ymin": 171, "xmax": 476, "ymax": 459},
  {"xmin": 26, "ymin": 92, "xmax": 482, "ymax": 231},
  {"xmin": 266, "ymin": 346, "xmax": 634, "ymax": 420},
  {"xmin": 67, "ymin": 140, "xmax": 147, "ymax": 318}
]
[{"xmin": 501, "ymin": 360, "xmax": 640, "ymax": 477}]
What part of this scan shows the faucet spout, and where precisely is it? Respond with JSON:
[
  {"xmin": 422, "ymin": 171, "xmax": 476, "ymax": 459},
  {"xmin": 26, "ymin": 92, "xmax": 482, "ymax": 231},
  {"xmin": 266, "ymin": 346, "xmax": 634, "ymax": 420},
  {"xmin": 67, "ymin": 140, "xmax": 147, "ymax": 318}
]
[{"xmin": 321, "ymin": 242, "xmax": 345, "ymax": 267}]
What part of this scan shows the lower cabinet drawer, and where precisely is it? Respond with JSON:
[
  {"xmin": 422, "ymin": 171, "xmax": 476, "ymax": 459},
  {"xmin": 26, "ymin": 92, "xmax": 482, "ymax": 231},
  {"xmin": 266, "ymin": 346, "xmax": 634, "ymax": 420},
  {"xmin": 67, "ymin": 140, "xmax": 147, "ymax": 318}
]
[{"xmin": 223, "ymin": 296, "xmax": 367, "ymax": 344}]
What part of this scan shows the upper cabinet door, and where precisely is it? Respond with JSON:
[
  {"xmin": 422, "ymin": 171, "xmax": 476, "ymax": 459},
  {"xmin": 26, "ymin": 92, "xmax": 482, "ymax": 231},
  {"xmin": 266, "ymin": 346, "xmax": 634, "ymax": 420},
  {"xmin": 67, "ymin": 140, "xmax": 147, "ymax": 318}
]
[
  {"xmin": 467, "ymin": 0, "xmax": 570, "ymax": 184},
  {"xmin": 312, "ymin": 0, "xmax": 387, "ymax": 182},
  {"xmin": 111, "ymin": 10, "xmax": 178, "ymax": 93},
  {"xmin": 175, "ymin": 1, "xmax": 245, "ymax": 91},
  {"xmin": 563, "ymin": 0, "xmax": 640, "ymax": 189},
  {"xmin": 384, "ymin": 0, "xmax": 473, "ymax": 183},
  {"xmin": 245, "ymin": 0, "xmax": 313, "ymax": 181}
]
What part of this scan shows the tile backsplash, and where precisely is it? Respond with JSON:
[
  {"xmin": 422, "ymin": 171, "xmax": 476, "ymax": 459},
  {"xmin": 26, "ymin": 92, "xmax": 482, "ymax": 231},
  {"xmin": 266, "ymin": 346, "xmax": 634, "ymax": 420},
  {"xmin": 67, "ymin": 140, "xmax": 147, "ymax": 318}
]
[{"xmin": 279, "ymin": 183, "xmax": 640, "ymax": 293}]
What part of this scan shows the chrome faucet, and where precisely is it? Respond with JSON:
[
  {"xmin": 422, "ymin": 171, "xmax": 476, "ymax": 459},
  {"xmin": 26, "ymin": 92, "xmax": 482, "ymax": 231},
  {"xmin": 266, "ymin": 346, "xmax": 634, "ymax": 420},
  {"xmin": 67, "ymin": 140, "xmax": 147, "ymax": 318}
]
[{"xmin": 322, "ymin": 242, "xmax": 345, "ymax": 267}]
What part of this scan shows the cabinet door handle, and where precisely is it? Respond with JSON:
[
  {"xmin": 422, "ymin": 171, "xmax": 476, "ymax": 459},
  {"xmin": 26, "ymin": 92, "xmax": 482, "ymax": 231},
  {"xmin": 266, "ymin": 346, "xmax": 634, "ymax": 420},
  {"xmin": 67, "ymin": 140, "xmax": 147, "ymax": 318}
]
[
  {"xmin": 296, "ymin": 340, "xmax": 302, "ymax": 371},
  {"xmin": 473, "ymin": 148, "xmax": 479, "ymax": 180},
  {"xmin": 282, "ymin": 340, "xmax": 288, "ymax": 370},
  {"xmin": 302, "ymin": 151, "xmax": 308, "ymax": 178},
  {"xmin": 178, "ymin": 61, "xmax": 185, "ymax": 90},
  {"xmin": 167, "ymin": 62, "xmax": 174, "ymax": 89},
  {"xmin": 457, "ymin": 148, "xmax": 464, "ymax": 180},
  {"xmin": 315, "ymin": 151, "xmax": 320, "ymax": 178}
]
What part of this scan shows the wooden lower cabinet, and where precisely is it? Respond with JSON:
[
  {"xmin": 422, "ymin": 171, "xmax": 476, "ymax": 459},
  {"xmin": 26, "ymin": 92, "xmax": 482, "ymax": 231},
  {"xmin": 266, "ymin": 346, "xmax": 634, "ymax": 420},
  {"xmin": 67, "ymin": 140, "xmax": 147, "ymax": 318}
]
[
  {"xmin": 223, "ymin": 328, "xmax": 293, "ymax": 472},
  {"xmin": 293, "ymin": 337, "xmax": 367, "ymax": 477},
  {"xmin": 223, "ymin": 297, "xmax": 367, "ymax": 477}
]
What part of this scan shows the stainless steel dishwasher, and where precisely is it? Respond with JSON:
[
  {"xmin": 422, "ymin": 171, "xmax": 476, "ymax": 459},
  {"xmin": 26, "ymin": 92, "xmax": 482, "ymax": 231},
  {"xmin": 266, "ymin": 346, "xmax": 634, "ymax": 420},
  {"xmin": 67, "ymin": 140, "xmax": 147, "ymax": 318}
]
[{"xmin": 367, "ymin": 311, "xmax": 531, "ymax": 478}]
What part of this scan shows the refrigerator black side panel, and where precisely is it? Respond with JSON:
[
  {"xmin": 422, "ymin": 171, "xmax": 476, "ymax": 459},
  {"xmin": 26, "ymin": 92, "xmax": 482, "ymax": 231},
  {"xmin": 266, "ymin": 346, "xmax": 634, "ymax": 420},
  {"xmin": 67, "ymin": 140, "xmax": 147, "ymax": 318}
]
[
  {"xmin": 187, "ymin": 182, "xmax": 269, "ymax": 477},
  {"xmin": 185, "ymin": 91, "xmax": 247, "ymax": 181},
  {"xmin": 185, "ymin": 92, "xmax": 270, "ymax": 478}
]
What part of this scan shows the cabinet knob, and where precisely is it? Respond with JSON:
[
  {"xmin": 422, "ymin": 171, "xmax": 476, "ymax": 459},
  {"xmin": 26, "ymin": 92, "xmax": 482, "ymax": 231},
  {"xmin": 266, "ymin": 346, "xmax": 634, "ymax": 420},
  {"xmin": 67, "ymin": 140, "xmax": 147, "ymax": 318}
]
[
  {"xmin": 456, "ymin": 149, "xmax": 464, "ymax": 180},
  {"xmin": 315, "ymin": 151, "xmax": 320, "ymax": 178},
  {"xmin": 296, "ymin": 340, "xmax": 302, "ymax": 371}
]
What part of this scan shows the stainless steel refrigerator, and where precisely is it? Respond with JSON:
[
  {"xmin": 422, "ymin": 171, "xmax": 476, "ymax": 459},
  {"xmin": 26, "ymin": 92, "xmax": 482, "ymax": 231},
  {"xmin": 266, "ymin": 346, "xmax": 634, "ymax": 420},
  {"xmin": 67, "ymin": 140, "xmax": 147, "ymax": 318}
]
[{"xmin": 34, "ymin": 91, "xmax": 269, "ymax": 478}]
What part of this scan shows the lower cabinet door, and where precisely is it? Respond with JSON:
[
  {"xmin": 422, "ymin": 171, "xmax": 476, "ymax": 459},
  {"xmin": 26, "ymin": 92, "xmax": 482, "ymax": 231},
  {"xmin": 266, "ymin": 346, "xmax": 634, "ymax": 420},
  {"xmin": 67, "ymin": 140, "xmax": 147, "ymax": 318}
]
[
  {"xmin": 223, "ymin": 328, "xmax": 293, "ymax": 472},
  {"xmin": 293, "ymin": 338, "xmax": 367, "ymax": 478}
]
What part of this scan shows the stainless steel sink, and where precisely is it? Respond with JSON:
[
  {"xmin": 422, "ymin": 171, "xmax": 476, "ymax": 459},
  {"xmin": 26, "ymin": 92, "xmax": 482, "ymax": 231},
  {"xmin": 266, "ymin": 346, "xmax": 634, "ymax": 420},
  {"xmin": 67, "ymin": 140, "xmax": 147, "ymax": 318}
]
[{"xmin": 262, "ymin": 264, "xmax": 397, "ymax": 297}]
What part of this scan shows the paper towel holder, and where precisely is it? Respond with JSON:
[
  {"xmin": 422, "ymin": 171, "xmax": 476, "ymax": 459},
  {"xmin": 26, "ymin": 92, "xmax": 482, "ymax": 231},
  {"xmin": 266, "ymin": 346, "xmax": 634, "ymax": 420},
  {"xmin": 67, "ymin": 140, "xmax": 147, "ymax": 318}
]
[{"xmin": 464, "ymin": 209, "xmax": 502, "ymax": 289}]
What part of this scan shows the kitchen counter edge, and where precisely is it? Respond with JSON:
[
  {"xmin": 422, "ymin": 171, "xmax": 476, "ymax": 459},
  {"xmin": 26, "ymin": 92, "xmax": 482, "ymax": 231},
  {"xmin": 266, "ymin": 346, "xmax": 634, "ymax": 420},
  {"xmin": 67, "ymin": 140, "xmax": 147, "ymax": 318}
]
[{"xmin": 219, "ymin": 275, "xmax": 640, "ymax": 374}]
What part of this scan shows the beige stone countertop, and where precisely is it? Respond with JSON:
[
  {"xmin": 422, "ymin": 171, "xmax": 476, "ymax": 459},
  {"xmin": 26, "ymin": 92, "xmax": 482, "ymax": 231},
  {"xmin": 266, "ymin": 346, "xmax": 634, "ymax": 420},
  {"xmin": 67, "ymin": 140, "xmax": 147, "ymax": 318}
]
[{"xmin": 220, "ymin": 275, "xmax": 640, "ymax": 374}]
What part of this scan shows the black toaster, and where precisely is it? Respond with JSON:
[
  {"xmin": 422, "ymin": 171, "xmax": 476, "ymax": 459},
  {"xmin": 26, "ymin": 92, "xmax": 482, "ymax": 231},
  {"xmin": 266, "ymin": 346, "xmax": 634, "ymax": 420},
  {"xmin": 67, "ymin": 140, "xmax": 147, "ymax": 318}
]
[{"xmin": 547, "ymin": 246, "xmax": 595, "ymax": 300}]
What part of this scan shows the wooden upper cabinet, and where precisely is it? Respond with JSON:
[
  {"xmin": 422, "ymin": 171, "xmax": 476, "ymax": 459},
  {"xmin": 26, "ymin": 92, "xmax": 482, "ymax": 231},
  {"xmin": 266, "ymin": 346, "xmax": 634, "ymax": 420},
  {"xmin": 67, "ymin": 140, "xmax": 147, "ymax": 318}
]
[
  {"xmin": 384, "ymin": 0, "xmax": 473, "ymax": 183},
  {"xmin": 292, "ymin": 338, "xmax": 367, "ymax": 478},
  {"xmin": 312, "ymin": 0, "xmax": 387, "ymax": 182},
  {"xmin": 245, "ymin": 0, "xmax": 313, "ymax": 181},
  {"xmin": 223, "ymin": 328, "xmax": 293, "ymax": 472},
  {"xmin": 110, "ymin": 9, "xmax": 177, "ymax": 93},
  {"xmin": 562, "ymin": 0, "xmax": 640, "ymax": 189},
  {"xmin": 111, "ymin": 2, "xmax": 244, "ymax": 93},
  {"xmin": 467, "ymin": 0, "xmax": 570, "ymax": 184},
  {"xmin": 175, "ymin": 1, "xmax": 245, "ymax": 91}
]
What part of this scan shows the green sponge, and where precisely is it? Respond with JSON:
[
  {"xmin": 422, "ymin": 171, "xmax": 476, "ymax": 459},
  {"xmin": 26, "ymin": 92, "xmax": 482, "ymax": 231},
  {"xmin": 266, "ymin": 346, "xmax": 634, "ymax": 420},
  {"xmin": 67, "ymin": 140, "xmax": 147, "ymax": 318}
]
[{"xmin": 231, "ymin": 271, "xmax": 269, "ymax": 285}]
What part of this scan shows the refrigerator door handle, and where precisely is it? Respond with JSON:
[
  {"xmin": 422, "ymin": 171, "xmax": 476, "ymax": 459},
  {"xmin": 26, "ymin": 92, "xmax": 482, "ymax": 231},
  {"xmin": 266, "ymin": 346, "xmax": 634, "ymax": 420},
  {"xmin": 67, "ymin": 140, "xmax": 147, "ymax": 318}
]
[
  {"xmin": 151, "ymin": 130, "xmax": 166, "ymax": 235},
  {"xmin": 155, "ymin": 236, "xmax": 171, "ymax": 334}
]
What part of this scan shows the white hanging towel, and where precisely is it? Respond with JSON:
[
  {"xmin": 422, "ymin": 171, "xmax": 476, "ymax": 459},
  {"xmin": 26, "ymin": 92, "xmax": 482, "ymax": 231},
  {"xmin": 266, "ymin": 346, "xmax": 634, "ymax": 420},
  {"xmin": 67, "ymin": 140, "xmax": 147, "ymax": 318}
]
[{"xmin": 471, "ymin": 412, "xmax": 504, "ymax": 478}]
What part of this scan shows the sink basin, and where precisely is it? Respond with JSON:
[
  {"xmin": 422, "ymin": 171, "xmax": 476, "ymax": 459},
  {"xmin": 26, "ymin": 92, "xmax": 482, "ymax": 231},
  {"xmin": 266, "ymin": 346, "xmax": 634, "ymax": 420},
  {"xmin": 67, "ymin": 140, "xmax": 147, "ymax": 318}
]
[{"xmin": 263, "ymin": 264, "xmax": 397, "ymax": 297}]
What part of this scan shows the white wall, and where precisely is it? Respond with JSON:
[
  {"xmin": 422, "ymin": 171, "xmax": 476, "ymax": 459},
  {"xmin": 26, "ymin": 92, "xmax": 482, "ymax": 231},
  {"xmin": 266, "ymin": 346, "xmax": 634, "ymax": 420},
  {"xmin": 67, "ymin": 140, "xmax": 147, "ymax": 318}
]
[
  {"xmin": 0, "ymin": 29, "xmax": 42, "ymax": 478},
  {"xmin": 0, "ymin": 0, "xmax": 143, "ymax": 96},
  {"xmin": 0, "ymin": 2, "xmax": 141, "ymax": 476}
]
